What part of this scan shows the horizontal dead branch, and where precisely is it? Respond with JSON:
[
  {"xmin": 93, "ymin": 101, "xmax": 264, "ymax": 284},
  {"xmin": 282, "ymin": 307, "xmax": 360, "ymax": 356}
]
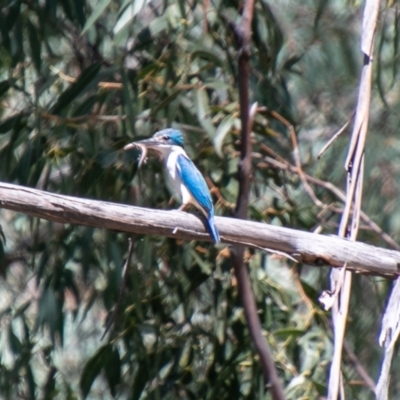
[{"xmin": 0, "ymin": 182, "xmax": 399, "ymax": 277}]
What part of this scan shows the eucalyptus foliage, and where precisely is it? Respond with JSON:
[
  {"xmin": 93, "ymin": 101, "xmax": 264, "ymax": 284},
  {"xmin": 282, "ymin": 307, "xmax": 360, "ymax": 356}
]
[{"xmin": 1, "ymin": 0, "xmax": 399, "ymax": 399}]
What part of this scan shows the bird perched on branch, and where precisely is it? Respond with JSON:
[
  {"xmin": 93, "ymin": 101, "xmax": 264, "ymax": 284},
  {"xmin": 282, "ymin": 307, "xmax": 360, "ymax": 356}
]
[{"xmin": 124, "ymin": 128, "xmax": 220, "ymax": 243}]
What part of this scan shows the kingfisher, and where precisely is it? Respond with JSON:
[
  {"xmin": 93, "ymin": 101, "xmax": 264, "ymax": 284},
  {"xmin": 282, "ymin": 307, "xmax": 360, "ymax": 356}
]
[{"xmin": 124, "ymin": 128, "xmax": 220, "ymax": 243}]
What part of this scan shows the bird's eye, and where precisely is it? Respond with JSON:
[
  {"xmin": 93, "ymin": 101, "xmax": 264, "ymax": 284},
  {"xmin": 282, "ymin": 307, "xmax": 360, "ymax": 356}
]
[{"xmin": 163, "ymin": 135, "xmax": 169, "ymax": 140}]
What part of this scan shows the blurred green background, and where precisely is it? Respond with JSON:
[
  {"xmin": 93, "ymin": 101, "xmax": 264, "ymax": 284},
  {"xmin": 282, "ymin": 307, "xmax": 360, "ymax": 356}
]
[{"xmin": 0, "ymin": 0, "xmax": 399, "ymax": 398}]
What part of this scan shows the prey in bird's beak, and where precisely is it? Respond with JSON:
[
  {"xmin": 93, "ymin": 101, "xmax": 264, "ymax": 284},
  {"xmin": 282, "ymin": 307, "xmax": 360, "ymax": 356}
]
[
  {"xmin": 124, "ymin": 137, "xmax": 161, "ymax": 168},
  {"xmin": 124, "ymin": 130, "xmax": 183, "ymax": 168},
  {"xmin": 124, "ymin": 142, "xmax": 148, "ymax": 168}
]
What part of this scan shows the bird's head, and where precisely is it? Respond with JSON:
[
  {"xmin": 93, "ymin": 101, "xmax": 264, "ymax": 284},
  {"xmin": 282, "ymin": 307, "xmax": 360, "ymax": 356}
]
[
  {"xmin": 124, "ymin": 128, "xmax": 185, "ymax": 151},
  {"xmin": 151, "ymin": 129, "xmax": 185, "ymax": 148}
]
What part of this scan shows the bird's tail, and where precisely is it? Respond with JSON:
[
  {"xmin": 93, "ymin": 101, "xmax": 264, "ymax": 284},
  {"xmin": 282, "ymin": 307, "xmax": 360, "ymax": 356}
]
[{"xmin": 206, "ymin": 215, "xmax": 220, "ymax": 243}]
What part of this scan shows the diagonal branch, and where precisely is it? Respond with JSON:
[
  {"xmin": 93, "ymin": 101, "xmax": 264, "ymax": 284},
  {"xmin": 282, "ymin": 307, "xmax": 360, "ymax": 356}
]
[{"xmin": 1, "ymin": 182, "xmax": 400, "ymax": 277}]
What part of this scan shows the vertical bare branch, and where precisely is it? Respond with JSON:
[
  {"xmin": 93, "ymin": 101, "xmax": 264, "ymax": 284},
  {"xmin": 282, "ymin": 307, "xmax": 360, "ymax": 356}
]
[
  {"xmin": 376, "ymin": 6, "xmax": 400, "ymax": 390},
  {"xmin": 326, "ymin": 1, "xmax": 379, "ymax": 399},
  {"xmin": 234, "ymin": 0, "xmax": 254, "ymax": 220},
  {"xmin": 231, "ymin": 1, "xmax": 285, "ymax": 399},
  {"xmin": 377, "ymin": 278, "xmax": 400, "ymax": 400}
]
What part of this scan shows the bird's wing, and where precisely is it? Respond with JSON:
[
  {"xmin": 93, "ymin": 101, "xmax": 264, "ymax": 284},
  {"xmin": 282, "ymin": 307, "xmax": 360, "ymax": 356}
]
[{"xmin": 176, "ymin": 154, "xmax": 213, "ymax": 216}]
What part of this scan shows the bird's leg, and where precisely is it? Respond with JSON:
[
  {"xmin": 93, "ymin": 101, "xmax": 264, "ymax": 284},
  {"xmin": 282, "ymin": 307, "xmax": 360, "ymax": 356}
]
[
  {"xmin": 175, "ymin": 204, "xmax": 189, "ymax": 235},
  {"xmin": 178, "ymin": 203, "xmax": 190, "ymax": 212}
]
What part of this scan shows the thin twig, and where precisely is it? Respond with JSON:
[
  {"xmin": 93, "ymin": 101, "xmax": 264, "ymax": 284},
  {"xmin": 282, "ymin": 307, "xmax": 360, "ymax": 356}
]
[
  {"xmin": 317, "ymin": 115, "xmax": 354, "ymax": 159},
  {"xmin": 40, "ymin": 111, "xmax": 126, "ymax": 126},
  {"xmin": 262, "ymin": 155, "xmax": 400, "ymax": 251},
  {"xmin": 258, "ymin": 107, "xmax": 324, "ymax": 208},
  {"xmin": 293, "ymin": 273, "xmax": 376, "ymax": 393},
  {"xmin": 50, "ymin": 65, "xmax": 123, "ymax": 89},
  {"xmin": 343, "ymin": 340, "xmax": 376, "ymax": 392}
]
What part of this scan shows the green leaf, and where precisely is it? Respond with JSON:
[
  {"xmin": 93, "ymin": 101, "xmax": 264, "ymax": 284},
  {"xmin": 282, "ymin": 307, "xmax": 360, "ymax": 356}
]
[
  {"xmin": 177, "ymin": 0, "xmax": 185, "ymax": 18},
  {"xmin": 189, "ymin": 248, "xmax": 212, "ymax": 275},
  {"xmin": 8, "ymin": 324, "xmax": 22, "ymax": 355},
  {"xmin": 131, "ymin": 357, "xmax": 150, "ymax": 400},
  {"xmin": 204, "ymin": 79, "xmax": 230, "ymax": 90},
  {"xmin": 14, "ymin": 301, "xmax": 31, "ymax": 318},
  {"xmin": 0, "ymin": 231, "xmax": 5, "ymax": 277},
  {"xmin": 81, "ymin": 0, "xmax": 112, "ymax": 35},
  {"xmin": 191, "ymin": 50, "xmax": 223, "ymax": 67},
  {"xmin": 273, "ymin": 328, "xmax": 305, "ymax": 338},
  {"xmin": 312, "ymin": 379, "xmax": 327, "ymax": 395},
  {"xmin": 63, "ymin": 268, "xmax": 80, "ymax": 307},
  {"xmin": 0, "ymin": 223, "xmax": 6, "ymax": 244},
  {"xmin": 59, "ymin": 0, "xmax": 74, "ymax": 22},
  {"xmin": 113, "ymin": 0, "xmax": 151, "ymax": 35},
  {"xmin": 72, "ymin": 94, "xmax": 98, "ymax": 116},
  {"xmin": 149, "ymin": 14, "xmax": 168, "ymax": 37},
  {"xmin": 42, "ymin": 367, "xmax": 57, "ymax": 399},
  {"xmin": 213, "ymin": 114, "xmax": 236, "ymax": 157},
  {"xmin": 134, "ymin": 62, "xmax": 161, "ymax": 82},
  {"xmin": 121, "ymin": 68, "xmax": 136, "ymax": 134},
  {"xmin": 12, "ymin": 138, "xmax": 43, "ymax": 185},
  {"xmin": 0, "ymin": 80, "xmax": 11, "ymax": 98},
  {"xmin": 1, "ymin": 0, "xmax": 21, "ymax": 32},
  {"xmin": 26, "ymin": 363, "xmax": 36, "ymax": 400},
  {"xmin": 50, "ymin": 63, "xmax": 102, "ymax": 115},
  {"xmin": 104, "ymin": 347, "xmax": 121, "ymax": 396},
  {"xmin": 96, "ymin": 150, "xmax": 118, "ymax": 168},
  {"xmin": 27, "ymin": 19, "xmax": 41, "ymax": 73},
  {"xmin": 35, "ymin": 250, "xmax": 49, "ymax": 287},
  {"xmin": 283, "ymin": 54, "xmax": 303, "ymax": 71},
  {"xmin": 80, "ymin": 345, "xmax": 112, "ymax": 398},
  {"xmin": 152, "ymin": 89, "xmax": 182, "ymax": 116},
  {"xmin": 72, "ymin": 0, "xmax": 86, "ymax": 27},
  {"xmin": 11, "ymin": 12, "xmax": 24, "ymax": 67},
  {"xmin": 194, "ymin": 89, "xmax": 215, "ymax": 139},
  {"xmin": 35, "ymin": 285, "xmax": 59, "ymax": 343},
  {"xmin": 0, "ymin": 112, "xmax": 24, "ymax": 134}
]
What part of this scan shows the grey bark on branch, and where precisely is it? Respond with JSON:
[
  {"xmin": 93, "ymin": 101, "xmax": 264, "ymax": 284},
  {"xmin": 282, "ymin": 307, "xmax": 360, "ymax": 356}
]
[{"xmin": 0, "ymin": 182, "xmax": 399, "ymax": 277}]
